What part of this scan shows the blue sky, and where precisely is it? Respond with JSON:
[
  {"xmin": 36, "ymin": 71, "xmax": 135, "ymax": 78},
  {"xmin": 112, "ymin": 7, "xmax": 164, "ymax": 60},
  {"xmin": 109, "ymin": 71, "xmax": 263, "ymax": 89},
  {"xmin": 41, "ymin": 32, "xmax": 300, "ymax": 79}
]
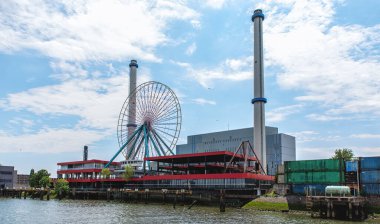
[{"xmin": 1, "ymin": 0, "xmax": 380, "ymax": 176}]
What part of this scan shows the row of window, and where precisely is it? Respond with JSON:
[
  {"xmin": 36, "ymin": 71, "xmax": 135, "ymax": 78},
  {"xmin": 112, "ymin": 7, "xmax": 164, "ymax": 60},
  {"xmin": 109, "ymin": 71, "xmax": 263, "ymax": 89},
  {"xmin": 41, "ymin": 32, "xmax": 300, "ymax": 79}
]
[
  {"xmin": 203, "ymin": 137, "xmax": 248, "ymax": 145},
  {"xmin": 0, "ymin": 179, "xmax": 12, "ymax": 183}
]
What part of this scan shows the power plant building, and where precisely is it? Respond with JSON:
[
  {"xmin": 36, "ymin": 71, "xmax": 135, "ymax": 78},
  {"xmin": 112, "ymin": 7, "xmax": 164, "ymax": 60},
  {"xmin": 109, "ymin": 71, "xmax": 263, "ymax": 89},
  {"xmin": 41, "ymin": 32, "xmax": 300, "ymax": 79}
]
[{"xmin": 176, "ymin": 127, "xmax": 296, "ymax": 175}]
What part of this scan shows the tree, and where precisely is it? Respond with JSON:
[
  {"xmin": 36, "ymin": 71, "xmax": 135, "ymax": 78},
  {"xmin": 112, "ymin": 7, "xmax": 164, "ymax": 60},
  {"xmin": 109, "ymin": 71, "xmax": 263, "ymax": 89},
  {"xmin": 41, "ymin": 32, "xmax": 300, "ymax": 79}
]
[
  {"xmin": 30, "ymin": 169, "xmax": 50, "ymax": 188},
  {"xmin": 123, "ymin": 165, "xmax": 134, "ymax": 181},
  {"xmin": 331, "ymin": 148, "xmax": 354, "ymax": 160},
  {"xmin": 39, "ymin": 176, "xmax": 50, "ymax": 188},
  {"xmin": 101, "ymin": 168, "xmax": 111, "ymax": 179},
  {"xmin": 55, "ymin": 179, "xmax": 70, "ymax": 195},
  {"xmin": 29, "ymin": 169, "xmax": 37, "ymax": 187}
]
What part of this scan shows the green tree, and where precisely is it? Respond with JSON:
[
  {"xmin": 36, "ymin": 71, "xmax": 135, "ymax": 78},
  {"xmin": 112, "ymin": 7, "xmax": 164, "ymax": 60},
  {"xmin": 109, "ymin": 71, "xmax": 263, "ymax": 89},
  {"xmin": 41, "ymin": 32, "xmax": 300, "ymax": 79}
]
[
  {"xmin": 30, "ymin": 169, "xmax": 50, "ymax": 188},
  {"xmin": 101, "ymin": 168, "xmax": 111, "ymax": 179},
  {"xmin": 29, "ymin": 169, "xmax": 36, "ymax": 187},
  {"xmin": 55, "ymin": 179, "xmax": 70, "ymax": 195},
  {"xmin": 123, "ymin": 165, "xmax": 134, "ymax": 181},
  {"xmin": 39, "ymin": 176, "xmax": 50, "ymax": 188},
  {"xmin": 331, "ymin": 148, "xmax": 354, "ymax": 160}
]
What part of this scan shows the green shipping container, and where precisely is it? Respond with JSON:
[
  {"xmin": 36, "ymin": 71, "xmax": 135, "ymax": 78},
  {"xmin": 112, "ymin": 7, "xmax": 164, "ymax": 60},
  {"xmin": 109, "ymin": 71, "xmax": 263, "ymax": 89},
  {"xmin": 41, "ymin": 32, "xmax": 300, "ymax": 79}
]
[
  {"xmin": 285, "ymin": 171, "xmax": 344, "ymax": 184},
  {"xmin": 285, "ymin": 159, "xmax": 343, "ymax": 172}
]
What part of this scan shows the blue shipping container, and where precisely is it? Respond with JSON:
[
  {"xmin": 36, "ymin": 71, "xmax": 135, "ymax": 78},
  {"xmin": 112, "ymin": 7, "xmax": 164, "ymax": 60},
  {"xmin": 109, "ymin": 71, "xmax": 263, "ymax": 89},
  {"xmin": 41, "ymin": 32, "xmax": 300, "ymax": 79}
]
[
  {"xmin": 360, "ymin": 170, "xmax": 380, "ymax": 183},
  {"xmin": 360, "ymin": 157, "xmax": 380, "ymax": 171},
  {"xmin": 362, "ymin": 184, "xmax": 380, "ymax": 195},
  {"xmin": 291, "ymin": 184, "xmax": 327, "ymax": 195},
  {"xmin": 345, "ymin": 161, "xmax": 358, "ymax": 172}
]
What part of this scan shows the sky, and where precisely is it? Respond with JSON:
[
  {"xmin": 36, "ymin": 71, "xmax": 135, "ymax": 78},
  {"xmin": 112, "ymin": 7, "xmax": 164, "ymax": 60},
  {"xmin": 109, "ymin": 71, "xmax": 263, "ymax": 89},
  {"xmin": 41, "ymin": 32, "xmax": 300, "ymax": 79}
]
[{"xmin": 0, "ymin": 0, "xmax": 380, "ymax": 176}]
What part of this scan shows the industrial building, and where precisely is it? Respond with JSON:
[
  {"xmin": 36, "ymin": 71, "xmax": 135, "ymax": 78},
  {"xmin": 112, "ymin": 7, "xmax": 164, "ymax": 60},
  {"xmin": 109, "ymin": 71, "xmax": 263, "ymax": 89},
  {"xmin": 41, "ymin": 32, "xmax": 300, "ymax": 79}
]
[
  {"xmin": 176, "ymin": 126, "xmax": 296, "ymax": 175},
  {"xmin": 0, "ymin": 165, "xmax": 17, "ymax": 189},
  {"xmin": 15, "ymin": 174, "xmax": 30, "ymax": 188}
]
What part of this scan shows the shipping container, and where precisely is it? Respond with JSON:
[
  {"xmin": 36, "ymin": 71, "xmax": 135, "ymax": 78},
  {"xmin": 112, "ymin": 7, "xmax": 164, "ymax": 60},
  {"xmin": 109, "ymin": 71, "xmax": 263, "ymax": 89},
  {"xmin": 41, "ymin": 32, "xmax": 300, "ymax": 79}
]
[
  {"xmin": 286, "ymin": 171, "xmax": 344, "ymax": 184},
  {"xmin": 291, "ymin": 184, "xmax": 328, "ymax": 195},
  {"xmin": 345, "ymin": 171, "xmax": 358, "ymax": 184},
  {"xmin": 277, "ymin": 174, "xmax": 285, "ymax": 184},
  {"xmin": 345, "ymin": 161, "xmax": 358, "ymax": 172},
  {"xmin": 285, "ymin": 159, "xmax": 343, "ymax": 172},
  {"xmin": 277, "ymin": 164, "xmax": 284, "ymax": 174},
  {"xmin": 361, "ymin": 183, "xmax": 380, "ymax": 195},
  {"xmin": 361, "ymin": 157, "xmax": 380, "ymax": 171},
  {"xmin": 360, "ymin": 170, "xmax": 380, "ymax": 184}
]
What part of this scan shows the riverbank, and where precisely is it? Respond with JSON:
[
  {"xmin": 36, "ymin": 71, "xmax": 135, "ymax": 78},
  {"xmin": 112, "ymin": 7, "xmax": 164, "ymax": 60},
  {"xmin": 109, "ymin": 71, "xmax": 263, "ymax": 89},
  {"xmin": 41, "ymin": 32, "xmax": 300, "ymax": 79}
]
[
  {"xmin": 1, "ymin": 198, "xmax": 379, "ymax": 224},
  {"xmin": 243, "ymin": 195, "xmax": 380, "ymax": 222}
]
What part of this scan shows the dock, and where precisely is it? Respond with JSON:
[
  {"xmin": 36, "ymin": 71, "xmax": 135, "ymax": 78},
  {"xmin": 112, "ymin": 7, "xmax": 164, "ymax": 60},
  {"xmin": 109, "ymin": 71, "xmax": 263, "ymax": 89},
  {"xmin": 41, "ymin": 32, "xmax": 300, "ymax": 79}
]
[{"xmin": 306, "ymin": 195, "xmax": 368, "ymax": 220}]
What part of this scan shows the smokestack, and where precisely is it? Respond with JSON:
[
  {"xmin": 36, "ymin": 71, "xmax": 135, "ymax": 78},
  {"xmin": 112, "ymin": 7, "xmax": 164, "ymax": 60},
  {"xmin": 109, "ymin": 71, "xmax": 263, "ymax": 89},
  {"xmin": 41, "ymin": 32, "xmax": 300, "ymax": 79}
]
[
  {"xmin": 127, "ymin": 60, "xmax": 138, "ymax": 159},
  {"xmin": 83, "ymin": 145, "xmax": 88, "ymax": 161},
  {"xmin": 251, "ymin": 9, "xmax": 267, "ymax": 174}
]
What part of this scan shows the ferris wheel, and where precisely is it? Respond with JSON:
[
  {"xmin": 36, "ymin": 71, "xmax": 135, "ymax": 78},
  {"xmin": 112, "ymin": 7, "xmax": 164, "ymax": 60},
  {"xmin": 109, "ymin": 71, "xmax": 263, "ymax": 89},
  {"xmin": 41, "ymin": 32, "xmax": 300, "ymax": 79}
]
[{"xmin": 105, "ymin": 81, "xmax": 181, "ymax": 167}]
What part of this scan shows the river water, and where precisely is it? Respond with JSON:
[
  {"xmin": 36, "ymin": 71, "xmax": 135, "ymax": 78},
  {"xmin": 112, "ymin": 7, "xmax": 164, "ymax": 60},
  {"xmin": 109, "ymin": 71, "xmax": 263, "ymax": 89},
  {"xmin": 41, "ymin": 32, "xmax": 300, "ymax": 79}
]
[{"xmin": 0, "ymin": 198, "xmax": 376, "ymax": 224}]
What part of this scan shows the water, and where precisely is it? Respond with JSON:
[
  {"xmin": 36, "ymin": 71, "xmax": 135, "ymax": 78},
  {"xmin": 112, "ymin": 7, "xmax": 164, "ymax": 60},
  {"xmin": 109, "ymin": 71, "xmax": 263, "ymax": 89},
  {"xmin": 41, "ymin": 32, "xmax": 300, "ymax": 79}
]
[{"xmin": 0, "ymin": 198, "xmax": 376, "ymax": 224}]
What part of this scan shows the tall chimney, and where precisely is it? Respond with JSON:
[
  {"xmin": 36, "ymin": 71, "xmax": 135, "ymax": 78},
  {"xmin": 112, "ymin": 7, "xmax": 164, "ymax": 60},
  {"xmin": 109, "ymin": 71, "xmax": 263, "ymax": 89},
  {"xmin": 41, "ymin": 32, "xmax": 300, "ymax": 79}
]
[
  {"xmin": 127, "ymin": 60, "xmax": 138, "ymax": 159},
  {"xmin": 83, "ymin": 145, "xmax": 88, "ymax": 161},
  {"xmin": 251, "ymin": 9, "xmax": 267, "ymax": 174}
]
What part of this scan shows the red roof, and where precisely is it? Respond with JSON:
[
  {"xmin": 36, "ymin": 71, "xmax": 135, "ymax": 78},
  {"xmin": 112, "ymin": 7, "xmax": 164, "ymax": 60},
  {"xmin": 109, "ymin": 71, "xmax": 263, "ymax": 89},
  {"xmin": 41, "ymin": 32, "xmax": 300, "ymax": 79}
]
[
  {"xmin": 145, "ymin": 151, "xmax": 257, "ymax": 163},
  {"xmin": 57, "ymin": 159, "xmax": 120, "ymax": 166},
  {"xmin": 57, "ymin": 169, "xmax": 103, "ymax": 174},
  {"xmin": 64, "ymin": 173, "xmax": 274, "ymax": 183}
]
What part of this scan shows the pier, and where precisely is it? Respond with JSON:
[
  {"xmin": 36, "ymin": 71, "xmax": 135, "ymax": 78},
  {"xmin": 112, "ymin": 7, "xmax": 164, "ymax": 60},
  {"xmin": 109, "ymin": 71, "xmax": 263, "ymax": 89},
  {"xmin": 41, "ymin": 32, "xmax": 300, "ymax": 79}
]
[{"xmin": 306, "ymin": 195, "xmax": 368, "ymax": 220}]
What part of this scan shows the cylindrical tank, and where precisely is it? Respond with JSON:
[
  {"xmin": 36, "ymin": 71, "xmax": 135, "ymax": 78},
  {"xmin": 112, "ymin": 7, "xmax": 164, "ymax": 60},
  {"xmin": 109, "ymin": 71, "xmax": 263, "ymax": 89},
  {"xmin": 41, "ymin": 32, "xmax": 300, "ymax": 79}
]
[{"xmin": 325, "ymin": 186, "xmax": 351, "ymax": 196}]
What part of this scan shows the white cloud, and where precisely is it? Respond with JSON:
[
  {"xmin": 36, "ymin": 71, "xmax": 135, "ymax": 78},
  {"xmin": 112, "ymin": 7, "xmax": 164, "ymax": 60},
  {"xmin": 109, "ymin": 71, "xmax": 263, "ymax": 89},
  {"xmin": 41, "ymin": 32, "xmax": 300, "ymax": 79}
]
[
  {"xmin": 297, "ymin": 147, "xmax": 335, "ymax": 160},
  {"xmin": 9, "ymin": 118, "xmax": 34, "ymax": 128},
  {"xmin": 204, "ymin": 0, "xmax": 226, "ymax": 9},
  {"xmin": 259, "ymin": 0, "xmax": 380, "ymax": 120},
  {"xmin": 1, "ymin": 69, "xmax": 151, "ymax": 131},
  {"xmin": 350, "ymin": 134, "xmax": 380, "ymax": 139},
  {"xmin": 267, "ymin": 104, "xmax": 303, "ymax": 123},
  {"xmin": 50, "ymin": 61, "xmax": 88, "ymax": 80},
  {"xmin": 192, "ymin": 98, "xmax": 216, "ymax": 105},
  {"xmin": 306, "ymin": 113, "xmax": 347, "ymax": 121},
  {"xmin": 0, "ymin": 128, "xmax": 104, "ymax": 153},
  {"xmin": 188, "ymin": 56, "xmax": 252, "ymax": 87},
  {"xmin": 0, "ymin": 0, "xmax": 200, "ymax": 62},
  {"xmin": 185, "ymin": 42, "xmax": 197, "ymax": 55},
  {"xmin": 290, "ymin": 130, "xmax": 341, "ymax": 143}
]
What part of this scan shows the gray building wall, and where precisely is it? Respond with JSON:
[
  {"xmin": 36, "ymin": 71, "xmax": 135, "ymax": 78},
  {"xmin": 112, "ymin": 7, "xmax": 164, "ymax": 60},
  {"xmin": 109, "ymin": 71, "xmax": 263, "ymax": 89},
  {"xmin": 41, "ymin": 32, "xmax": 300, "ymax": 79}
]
[
  {"xmin": 176, "ymin": 127, "xmax": 296, "ymax": 175},
  {"xmin": 0, "ymin": 165, "xmax": 16, "ymax": 189}
]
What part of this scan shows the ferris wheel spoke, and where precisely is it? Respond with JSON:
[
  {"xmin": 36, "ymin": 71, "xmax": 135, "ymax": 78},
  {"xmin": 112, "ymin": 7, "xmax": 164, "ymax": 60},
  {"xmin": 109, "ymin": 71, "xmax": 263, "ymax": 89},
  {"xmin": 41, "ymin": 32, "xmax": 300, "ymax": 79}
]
[
  {"xmin": 152, "ymin": 89, "xmax": 172, "ymax": 119},
  {"xmin": 155, "ymin": 115, "xmax": 179, "ymax": 124},
  {"xmin": 153, "ymin": 102, "xmax": 177, "ymax": 121},
  {"xmin": 153, "ymin": 95, "xmax": 176, "ymax": 119},
  {"xmin": 149, "ymin": 85, "xmax": 165, "ymax": 118}
]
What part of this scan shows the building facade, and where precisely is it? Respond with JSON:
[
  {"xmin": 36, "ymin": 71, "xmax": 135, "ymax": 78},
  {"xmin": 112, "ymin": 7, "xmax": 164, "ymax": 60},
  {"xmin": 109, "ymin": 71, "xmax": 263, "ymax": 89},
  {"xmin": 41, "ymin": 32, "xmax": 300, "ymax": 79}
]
[
  {"xmin": 0, "ymin": 165, "xmax": 17, "ymax": 189},
  {"xmin": 15, "ymin": 174, "xmax": 30, "ymax": 188},
  {"xmin": 176, "ymin": 127, "xmax": 296, "ymax": 175}
]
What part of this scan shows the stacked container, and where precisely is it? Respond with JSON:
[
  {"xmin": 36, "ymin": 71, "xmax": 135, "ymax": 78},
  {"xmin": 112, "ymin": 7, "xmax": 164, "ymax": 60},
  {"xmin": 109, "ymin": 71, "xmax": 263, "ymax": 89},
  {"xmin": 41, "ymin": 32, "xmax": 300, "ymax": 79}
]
[
  {"xmin": 277, "ymin": 164, "xmax": 285, "ymax": 184},
  {"xmin": 345, "ymin": 160, "xmax": 359, "ymax": 183},
  {"xmin": 284, "ymin": 159, "xmax": 344, "ymax": 195},
  {"xmin": 360, "ymin": 156, "xmax": 380, "ymax": 196}
]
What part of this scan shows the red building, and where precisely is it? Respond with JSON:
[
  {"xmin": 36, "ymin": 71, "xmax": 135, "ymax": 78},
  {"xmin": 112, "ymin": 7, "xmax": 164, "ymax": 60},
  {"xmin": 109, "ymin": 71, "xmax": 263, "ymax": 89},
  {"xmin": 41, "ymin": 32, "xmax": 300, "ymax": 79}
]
[{"xmin": 57, "ymin": 151, "xmax": 274, "ymax": 193}]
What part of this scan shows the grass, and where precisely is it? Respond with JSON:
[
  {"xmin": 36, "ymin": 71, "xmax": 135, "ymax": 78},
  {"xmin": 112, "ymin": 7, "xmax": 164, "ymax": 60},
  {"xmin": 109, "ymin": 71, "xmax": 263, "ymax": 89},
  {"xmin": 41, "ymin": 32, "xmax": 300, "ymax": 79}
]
[{"xmin": 243, "ymin": 200, "xmax": 289, "ymax": 211}]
